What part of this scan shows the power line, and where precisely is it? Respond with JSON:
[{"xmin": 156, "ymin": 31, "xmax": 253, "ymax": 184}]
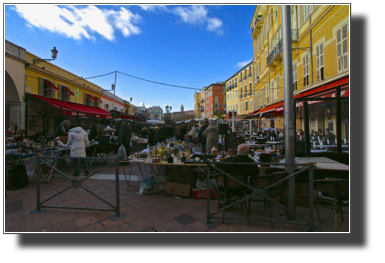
[
  {"xmin": 117, "ymin": 71, "xmax": 199, "ymax": 91},
  {"xmin": 70, "ymin": 71, "xmax": 116, "ymax": 81}
]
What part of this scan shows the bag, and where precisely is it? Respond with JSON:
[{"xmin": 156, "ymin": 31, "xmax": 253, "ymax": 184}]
[
  {"xmin": 6, "ymin": 164, "xmax": 28, "ymax": 190},
  {"xmin": 117, "ymin": 144, "xmax": 127, "ymax": 159},
  {"xmin": 136, "ymin": 172, "xmax": 158, "ymax": 195}
]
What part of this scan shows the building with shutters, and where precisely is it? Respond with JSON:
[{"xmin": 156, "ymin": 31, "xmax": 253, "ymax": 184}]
[{"xmin": 249, "ymin": 5, "xmax": 349, "ymax": 140}]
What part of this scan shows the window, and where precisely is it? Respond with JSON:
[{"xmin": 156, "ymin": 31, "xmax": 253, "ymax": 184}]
[
  {"xmin": 59, "ymin": 85, "xmax": 70, "ymax": 102},
  {"xmin": 235, "ymin": 77, "xmax": 238, "ymax": 87},
  {"xmin": 271, "ymin": 79, "xmax": 275, "ymax": 102},
  {"xmin": 249, "ymin": 83, "xmax": 252, "ymax": 95},
  {"xmin": 215, "ymin": 96, "xmax": 218, "ymax": 103},
  {"xmin": 266, "ymin": 84, "xmax": 270, "ymax": 103},
  {"xmin": 240, "ymin": 87, "xmax": 243, "ymax": 98},
  {"xmin": 105, "ymin": 104, "xmax": 109, "ymax": 111},
  {"xmin": 241, "ymin": 102, "xmax": 243, "ymax": 113},
  {"xmin": 39, "ymin": 79, "xmax": 55, "ymax": 98},
  {"xmin": 304, "ymin": 5, "xmax": 313, "ymax": 21},
  {"xmin": 303, "ymin": 54, "xmax": 309, "ymax": 87},
  {"xmin": 316, "ymin": 42, "xmax": 325, "ymax": 81},
  {"xmin": 250, "ymin": 100, "xmax": 253, "ymax": 111},
  {"xmin": 223, "ymin": 103, "xmax": 226, "ymax": 108},
  {"xmin": 337, "ymin": 24, "xmax": 349, "ymax": 72},
  {"xmin": 245, "ymin": 101, "xmax": 248, "ymax": 111},
  {"xmin": 85, "ymin": 93, "xmax": 93, "ymax": 106},
  {"xmin": 94, "ymin": 100, "xmax": 99, "ymax": 107}
]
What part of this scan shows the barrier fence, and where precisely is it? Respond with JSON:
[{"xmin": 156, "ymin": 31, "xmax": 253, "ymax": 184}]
[{"xmin": 34, "ymin": 155, "xmax": 121, "ymax": 217}]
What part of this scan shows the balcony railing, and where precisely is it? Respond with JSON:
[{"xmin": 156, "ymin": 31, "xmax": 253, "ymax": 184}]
[{"xmin": 266, "ymin": 29, "xmax": 299, "ymax": 68}]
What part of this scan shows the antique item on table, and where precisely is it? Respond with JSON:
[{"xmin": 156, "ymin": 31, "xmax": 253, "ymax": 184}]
[
  {"xmin": 167, "ymin": 155, "xmax": 174, "ymax": 163},
  {"xmin": 181, "ymin": 153, "xmax": 187, "ymax": 162},
  {"xmin": 211, "ymin": 146, "xmax": 218, "ymax": 157}
]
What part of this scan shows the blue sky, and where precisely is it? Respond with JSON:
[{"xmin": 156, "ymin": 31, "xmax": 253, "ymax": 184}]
[{"xmin": 5, "ymin": 4, "xmax": 256, "ymax": 111}]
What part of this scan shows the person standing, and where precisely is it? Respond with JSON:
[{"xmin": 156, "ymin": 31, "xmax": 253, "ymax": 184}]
[
  {"xmin": 174, "ymin": 124, "xmax": 181, "ymax": 140},
  {"xmin": 54, "ymin": 120, "xmax": 70, "ymax": 139},
  {"xmin": 148, "ymin": 126, "xmax": 164, "ymax": 147},
  {"xmin": 198, "ymin": 118, "xmax": 209, "ymax": 153},
  {"xmin": 117, "ymin": 119, "xmax": 132, "ymax": 155},
  {"xmin": 65, "ymin": 126, "xmax": 90, "ymax": 177},
  {"xmin": 325, "ymin": 129, "xmax": 336, "ymax": 145},
  {"xmin": 203, "ymin": 120, "xmax": 219, "ymax": 153},
  {"xmin": 88, "ymin": 123, "xmax": 98, "ymax": 141}
]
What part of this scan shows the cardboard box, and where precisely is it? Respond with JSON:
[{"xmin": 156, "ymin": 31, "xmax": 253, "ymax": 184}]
[
  {"xmin": 166, "ymin": 182, "xmax": 191, "ymax": 197},
  {"xmin": 193, "ymin": 188, "xmax": 218, "ymax": 199}
]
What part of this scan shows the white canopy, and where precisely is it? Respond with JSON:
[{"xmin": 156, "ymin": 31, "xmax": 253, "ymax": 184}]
[{"xmin": 145, "ymin": 119, "xmax": 165, "ymax": 125}]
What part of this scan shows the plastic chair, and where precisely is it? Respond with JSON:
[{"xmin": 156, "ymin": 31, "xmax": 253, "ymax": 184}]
[
  {"xmin": 314, "ymin": 179, "xmax": 349, "ymax": 231},
  {"xmin": 247, "ymin": 171, "xmax": 288, "ymax": 226},
  {"xmin": 216, "ymin": 173, "xmax": 249, "ymax": 223}
]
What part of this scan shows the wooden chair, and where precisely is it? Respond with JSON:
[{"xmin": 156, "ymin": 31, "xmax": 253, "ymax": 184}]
[
  {"xmin": 247, "ymin": 171, "xmax": 288, "ymax": 226},
  {"xmin": 216, "ymin": 173, "xmax": 249, "ymax": 223},
  {"xmin": 314, "ymin": 179, "xmax": 349, "ymax": 231}
]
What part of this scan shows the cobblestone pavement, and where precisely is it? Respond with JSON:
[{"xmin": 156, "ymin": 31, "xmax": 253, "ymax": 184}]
[{"xmin": 5, "ymin": 160, "xmax": 349, "ymax": 233}]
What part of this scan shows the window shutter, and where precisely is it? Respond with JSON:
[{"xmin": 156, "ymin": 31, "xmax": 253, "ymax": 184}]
[
  {"xmin": 83, "ymin": 92, "xmax": 87, "ymax": 105},
  {"xmin": 38, "ymin": 78, "xmax": 44, "ymax": 95},
  {"xmin": 58, "ymin": 84, "xmax": 62, "ymax": 100}
]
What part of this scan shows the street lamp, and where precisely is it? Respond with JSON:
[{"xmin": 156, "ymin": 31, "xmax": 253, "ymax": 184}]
[{"xmin": 33, "ymin": 47, "xmax": 58, "ymax": 65}]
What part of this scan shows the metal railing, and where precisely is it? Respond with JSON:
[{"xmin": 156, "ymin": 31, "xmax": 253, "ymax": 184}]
[
  {"xmin": 203, "ymin": 161, "xmax": 315, "ymax": 231},
  {"xmin": 34, "ymin": 155, "xmax": 122, "ymax": 217}
]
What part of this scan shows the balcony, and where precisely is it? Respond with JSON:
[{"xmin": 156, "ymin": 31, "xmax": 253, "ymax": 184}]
[
  {"xmin": 200, "ymin": 99, "xmax": 204, "ymax": 103},
  {"xmin": 200, "ymin": 107, "xmax": 205, "ymax": 112},
  {"xmin": 248, "ymin": 91, "xmax": 253, "ymax": 96},
  {"xmin": 266, "ymin": 29, "xmax": 300, "ymax": 68}
]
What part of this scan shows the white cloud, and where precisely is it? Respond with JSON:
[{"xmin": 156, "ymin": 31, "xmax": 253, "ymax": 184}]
[
  {"xmin": 139, "ymin": 5, "xmax": 167, "ymax": 12},
  {"xmin": 236, "ymin": 60, "xmax": 252, "ymax": 68},
  {"xmin": 14, "ymin": 5, "xmax": 142, "ymax": 41},
  {"xmin": 207, "ymin": 17, "xmax": 223, "ymax": 35},
  {"xmin": 172, "ymin": 5, "xmax": 223, "ymax": 35},
  {"xmin": 173, "ymin": 5, "xmax": 207, "ymax": 24}
]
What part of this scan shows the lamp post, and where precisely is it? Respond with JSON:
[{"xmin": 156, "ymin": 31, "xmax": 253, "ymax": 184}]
[{"xmin": 33, "ymin": 47, "xmax": 58, "ymax": 65}]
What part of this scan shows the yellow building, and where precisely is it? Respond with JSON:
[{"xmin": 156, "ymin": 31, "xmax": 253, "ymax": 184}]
[
  {"xmin": 250, "ymin": 5, "xmax": 349, "ymax": 137},
  {"xmin": 24, "ymin": 51, "xmax": 112, "ymax": 136},
  {"xmin": 194, "ymin": 91, "xmax": 201, "ymax": 119},
  {"xmin": 238, "ymin": 62, "xmax": 254, "ymax": 115},
  {"xmin": 225, "ymin": 61, "xmax": 254, "ymax": 121}
]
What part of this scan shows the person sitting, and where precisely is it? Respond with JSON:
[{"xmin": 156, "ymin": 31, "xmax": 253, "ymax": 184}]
[
  {"xmin": 256, "ymin": 128, "xmax": 264, "ymax": 138},
  {"xmin": 216, "ymin": 144, "xmax": 260, "ymax": 186},
  {"xmin": 266, "ymin": 130, "xmax": 277, "ymax": 141},
  {"xmin": 325, "ymin": 129, "xmax": 336, "ymax": 145}
]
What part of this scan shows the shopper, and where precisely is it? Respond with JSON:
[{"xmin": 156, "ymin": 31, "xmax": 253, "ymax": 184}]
[
  {"xmin": 198, "ymin": 118, "xmax": 209, "ymax": 153},
  {"xmin": 65, "ymin": 126, "xmax": 90, "ymax": 177},
  {"xmin": 54, "ymin": 120, "xmax": 70, "ymax": 138},
  {"xmin": 203, "ymin": 120, "xmax": 219, "ymax": 153},
  {"xmin": 117, "ymin": 119, "xmax": 132, "ymax": 155},
  {"xmin": 148, "ymin": 126, "xmax": 164, "ymax": 147}
]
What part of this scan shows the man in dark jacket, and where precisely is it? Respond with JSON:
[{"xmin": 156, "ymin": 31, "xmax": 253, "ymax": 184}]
[
  {"xmin": 117, "ymin": 119, "xmax": 132, "ymax": 155},
  {"xmin": 198, "ymin": 118, "xmax": 209, "ymax": 153},
  {"xmin": 148, "ymin": 126, "xmax": 164, "ymax": 147}
]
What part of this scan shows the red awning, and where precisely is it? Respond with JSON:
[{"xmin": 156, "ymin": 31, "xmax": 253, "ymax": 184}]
[
  {"xmin": 224, "ymin": 112, "xmax": 230, "ymax": 120},
  {"xmin": 294, "ymin": 76, "xmax": 349, "ymax": 100},
  {"xmin": 87, "ymin": 94, "xmax": 96, "ymax": 101},
  {"xmin": 62, "ymin": 85, "xmax": 74, "ymax": 96},
  {"xmin": 257, "ymin": 101, "xmax": 284, "ymax": 114},
  {"xmin": 95, "ymin": 96, "xmax": 102, "ymax": 103},
  {"xmin": 32, "ymin": 94, "xmax": 111, "ymax": 118},
  {"xmin": 44, "ymin": 80, "xmax": 59, "ymax": 91}
]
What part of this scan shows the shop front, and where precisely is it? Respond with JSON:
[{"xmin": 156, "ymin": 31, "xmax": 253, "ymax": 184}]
[{"xmin": 25, "ymin": 94, "xmax": 111, "ymax": 138}]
